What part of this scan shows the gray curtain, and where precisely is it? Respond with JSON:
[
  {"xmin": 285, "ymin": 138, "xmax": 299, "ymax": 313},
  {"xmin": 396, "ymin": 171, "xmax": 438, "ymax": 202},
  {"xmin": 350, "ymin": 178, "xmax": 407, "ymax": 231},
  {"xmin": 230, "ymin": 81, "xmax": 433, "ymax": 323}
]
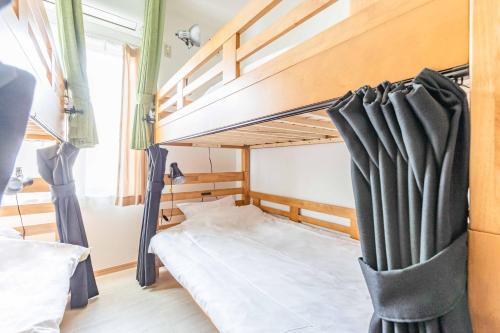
[
  {"xmin": 37, "ymin": 142, "xmax": 98, "ymax": 308},
  {"xmin": 137, "ymin": 144, "xmax": 168, "ymax": 287},
  {"xmin": 0, "ymin": 64, "xmax": 35, "ymax": 204},
  {"xmin": 327, "ymin": 69, "xmax": 471, "ymax": 333}
]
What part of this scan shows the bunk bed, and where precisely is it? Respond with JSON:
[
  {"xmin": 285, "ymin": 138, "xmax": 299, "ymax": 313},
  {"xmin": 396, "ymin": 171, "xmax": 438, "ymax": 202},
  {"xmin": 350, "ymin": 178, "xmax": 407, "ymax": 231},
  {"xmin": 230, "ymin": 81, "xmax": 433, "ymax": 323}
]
[
  {"xmin": 0, "ymin": 0, "xmax": 65, "ymax": 141},
  {"xmin": 151, "ymin": 0, "xmax": 500, "ymax": 332},
  {"xmin": 0, "ymin": 2, "xmax": 87, "ymax": 331}
]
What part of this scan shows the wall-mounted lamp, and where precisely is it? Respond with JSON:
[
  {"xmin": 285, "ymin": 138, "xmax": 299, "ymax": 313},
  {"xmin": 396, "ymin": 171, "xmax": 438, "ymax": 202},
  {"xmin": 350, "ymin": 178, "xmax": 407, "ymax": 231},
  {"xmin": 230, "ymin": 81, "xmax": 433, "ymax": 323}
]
[{"xmin": 169, "ymin": 162, "xmax": 185, "ymax": 185}]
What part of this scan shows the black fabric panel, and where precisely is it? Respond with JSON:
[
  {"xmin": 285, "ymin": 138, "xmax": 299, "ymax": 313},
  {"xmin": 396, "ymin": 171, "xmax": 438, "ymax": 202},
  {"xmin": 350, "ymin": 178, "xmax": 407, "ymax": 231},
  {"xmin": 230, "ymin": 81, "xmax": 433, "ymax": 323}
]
[
  {"xmin": 136, "ymin": 144, "xmax": 168, "ymax": 287},
  {"xmin": 37, "ymin": 143, "xmax": 99, "ymax": 308},
  {"xmin": 328, "ymin": 69, "xmax": 472, "ymax": 333}
]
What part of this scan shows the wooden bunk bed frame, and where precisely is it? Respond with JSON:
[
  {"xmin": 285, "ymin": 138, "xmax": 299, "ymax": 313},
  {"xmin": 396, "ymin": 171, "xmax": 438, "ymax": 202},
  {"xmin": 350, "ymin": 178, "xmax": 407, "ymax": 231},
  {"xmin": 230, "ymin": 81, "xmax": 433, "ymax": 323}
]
[
  {"xmin": 1, "ymin": 0, "xmax": 65, "ymax": 141},
  {"xmin": 155, "ymin": 0, "xmax": 500, "ymax": 331},
  {"xmin": 0, "ymin": 0, "xmax": 62, "ymax": 241}
]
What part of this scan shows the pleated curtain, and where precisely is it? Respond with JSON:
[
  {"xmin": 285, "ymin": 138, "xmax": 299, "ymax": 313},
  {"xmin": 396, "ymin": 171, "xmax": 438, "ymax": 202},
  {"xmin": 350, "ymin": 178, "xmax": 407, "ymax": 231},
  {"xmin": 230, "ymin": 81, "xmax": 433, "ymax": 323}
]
[
  {"xmin": 55, "ymin": 0, "xmax": 98, "ymax": 148},
  {"xmin": 116, "ymin": 45, "xmax": 147, "ymax": 206},
  {"xmin": 327, "ymin": 69, "xmax": 471, "ymax": 333},
  {"xmin": 137, "ymin": 145, "xmax": 168, "ymax": 287},
  {"xmin": 130, "ymin": 0, "xmax": 165, "ymax": 150},
  {"xmin": 37, "ymin": 142, "xmax": 98, "ymax": 308}
]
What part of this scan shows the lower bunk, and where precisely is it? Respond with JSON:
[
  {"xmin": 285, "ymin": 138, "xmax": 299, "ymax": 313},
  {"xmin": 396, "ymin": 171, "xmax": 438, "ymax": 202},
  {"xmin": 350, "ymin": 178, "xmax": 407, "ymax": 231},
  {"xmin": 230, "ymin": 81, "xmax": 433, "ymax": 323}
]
[{"xmin": 150, "ymin": 197, "xmax": 372, "ymax": 333}]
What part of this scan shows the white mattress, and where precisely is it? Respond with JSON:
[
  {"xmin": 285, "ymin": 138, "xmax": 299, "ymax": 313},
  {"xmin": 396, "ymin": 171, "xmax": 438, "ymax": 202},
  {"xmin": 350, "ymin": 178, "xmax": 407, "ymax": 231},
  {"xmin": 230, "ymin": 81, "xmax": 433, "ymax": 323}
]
[
  {"xmin": 150, "ymin": 205, "xmax": 372, "ymax": 333},
  {"xmin": 0, "ymin": 237, "xmax": 89, "ymax": 333}
]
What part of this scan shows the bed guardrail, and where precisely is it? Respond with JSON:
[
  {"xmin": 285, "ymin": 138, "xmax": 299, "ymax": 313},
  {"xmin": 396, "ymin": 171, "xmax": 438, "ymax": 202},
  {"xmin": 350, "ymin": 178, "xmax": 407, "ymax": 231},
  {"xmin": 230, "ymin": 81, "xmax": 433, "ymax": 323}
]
[
  {"xmin": 251, "ymin": 191, "xmax": 358, "ymax": 240},
  {"xmin": 155, "ymin": 0, "xmax": 468, "ymax": 145},
  {"xmin": 0, "ymin": 178, "xmax": 58, "ymax": 240}
]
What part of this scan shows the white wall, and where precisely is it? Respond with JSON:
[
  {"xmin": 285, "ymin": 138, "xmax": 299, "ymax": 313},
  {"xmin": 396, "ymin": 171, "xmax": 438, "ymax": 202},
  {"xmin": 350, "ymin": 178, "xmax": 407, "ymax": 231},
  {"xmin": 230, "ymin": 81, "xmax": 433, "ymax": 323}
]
[{"xmin": 250, "ymin": 142, "xmax": 354, "ymax": 214}]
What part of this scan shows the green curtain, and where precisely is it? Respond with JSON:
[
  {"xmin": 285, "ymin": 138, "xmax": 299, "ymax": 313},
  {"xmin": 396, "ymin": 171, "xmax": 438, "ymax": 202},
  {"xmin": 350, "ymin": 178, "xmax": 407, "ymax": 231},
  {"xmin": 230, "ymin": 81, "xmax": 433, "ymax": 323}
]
[
  {"xmin": 55, "ymin": 0, "xmax": 98, "ymax": 148},
  {"xmin": 131, "ymin": 0, "xmax": 165, "ymax": 150}
]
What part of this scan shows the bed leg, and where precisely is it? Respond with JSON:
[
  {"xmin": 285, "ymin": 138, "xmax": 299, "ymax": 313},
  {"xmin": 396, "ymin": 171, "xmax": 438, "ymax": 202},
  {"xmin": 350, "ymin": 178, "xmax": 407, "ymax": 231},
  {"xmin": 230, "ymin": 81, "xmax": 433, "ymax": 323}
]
[{"xmin": 155, "ymin": 255, "xmax": 161, "ymax": 278}]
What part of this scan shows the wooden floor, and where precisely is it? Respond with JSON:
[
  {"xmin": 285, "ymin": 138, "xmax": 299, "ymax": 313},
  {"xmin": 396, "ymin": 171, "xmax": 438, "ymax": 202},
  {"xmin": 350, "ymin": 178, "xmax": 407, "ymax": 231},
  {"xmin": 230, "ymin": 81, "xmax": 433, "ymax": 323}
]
[{"xmin": 61, "ymin": 269, "xmax": 218, "ymax": 333}]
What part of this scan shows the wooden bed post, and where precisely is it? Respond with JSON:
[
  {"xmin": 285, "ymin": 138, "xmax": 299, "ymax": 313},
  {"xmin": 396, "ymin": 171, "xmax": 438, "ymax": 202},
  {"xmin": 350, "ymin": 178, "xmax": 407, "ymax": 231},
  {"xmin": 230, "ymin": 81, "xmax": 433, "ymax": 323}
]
[
  {"xmin": 468, "ymin": 0, "xmax": 500, "ymax": 331},
  {"xmin": 241, "ymin": 147, "xmax": 251, "ymax": 205}
]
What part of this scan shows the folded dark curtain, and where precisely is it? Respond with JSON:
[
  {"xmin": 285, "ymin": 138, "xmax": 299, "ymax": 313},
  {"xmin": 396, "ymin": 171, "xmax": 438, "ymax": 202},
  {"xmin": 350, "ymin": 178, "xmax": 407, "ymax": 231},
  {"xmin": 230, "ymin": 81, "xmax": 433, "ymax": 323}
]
[
  {"xmin": 37, "ymin": 142, "xmax": 99, "ymax": 308},
  {"xmin": 0, "ymin": 64, "xmax": 35, "ymax": 204},
  {"xmin": 137, "ymin": 144, "xmax": 168, "ymax": 287},
  {"xmin": 327, "ymin": 69, "xmax": 471, "ymax": 333}
]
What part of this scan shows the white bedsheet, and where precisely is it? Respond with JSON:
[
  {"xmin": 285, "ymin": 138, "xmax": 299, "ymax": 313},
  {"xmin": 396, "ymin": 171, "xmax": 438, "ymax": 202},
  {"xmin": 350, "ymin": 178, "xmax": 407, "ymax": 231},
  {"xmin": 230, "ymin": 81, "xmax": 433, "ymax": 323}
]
[
  {"xmin": 0, "ymin": 238, "xmax": 89, "ymax": 333},
  {"xmin": 150, "ymin": 205, "xmax": 372, "ymax": 333}
]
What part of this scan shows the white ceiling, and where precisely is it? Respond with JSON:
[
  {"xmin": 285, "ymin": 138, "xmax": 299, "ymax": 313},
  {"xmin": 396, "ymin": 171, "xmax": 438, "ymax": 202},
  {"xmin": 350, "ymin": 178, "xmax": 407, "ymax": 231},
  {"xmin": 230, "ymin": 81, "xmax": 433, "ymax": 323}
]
[{"xmin": 83, "ymin": 0, "xmax": 247, "ymax": 27}]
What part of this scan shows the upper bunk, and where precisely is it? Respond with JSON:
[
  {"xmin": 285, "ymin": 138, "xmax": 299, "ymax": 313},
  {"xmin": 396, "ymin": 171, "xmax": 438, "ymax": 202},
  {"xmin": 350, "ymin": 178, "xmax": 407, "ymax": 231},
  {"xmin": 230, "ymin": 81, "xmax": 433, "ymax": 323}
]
[
  {"xmin": 155, "ymin": 0, "xmax": 469, "ymax": 148},
  {"xmin": 0, "ymin": 0, "xmax": 65, "ymax": 141}
]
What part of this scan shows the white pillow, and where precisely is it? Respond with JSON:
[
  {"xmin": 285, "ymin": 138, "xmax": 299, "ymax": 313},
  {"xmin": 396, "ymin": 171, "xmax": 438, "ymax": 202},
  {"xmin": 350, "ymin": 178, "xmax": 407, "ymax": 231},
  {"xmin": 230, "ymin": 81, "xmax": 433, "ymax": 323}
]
[
  {"xmin": 0, "ymin": 224, "xmax": 22, "ymax": 239},
  {"xmin": 177, "ymin": 196, "xmax": 235, "ymax": 219}
]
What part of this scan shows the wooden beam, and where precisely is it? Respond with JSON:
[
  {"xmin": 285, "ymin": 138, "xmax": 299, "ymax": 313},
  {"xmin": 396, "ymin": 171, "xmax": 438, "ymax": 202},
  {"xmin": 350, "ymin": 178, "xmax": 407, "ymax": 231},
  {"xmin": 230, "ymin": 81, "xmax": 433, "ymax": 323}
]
[
  {"xmin": 254, "ymin": 122, "xmax": 338, "ymax": 136},
  {"xmin": 250, "ymin": 137, "xmax": 343, "ymax": 149},
  {"xmin": 15, "ymin": 222, "xmax": 57, "ymax": 237},
  {"xmin": 250, "ymin": 191, "xmax": 355, "ymax": 219},
  {"xmin": 277, "ymin": 115, "xmax": 337, "ymax": 130},
  {"xmin": 157, "ymin": 0, "xmax": 281, "ymax": 99},
  {"xmin": 156, "ymin": 0, "xmax": 468, "ymax": 144},
  {"xmin": 222, "ymin": 33, "xmax": 240, "ymax": 84},
  {"xmin": 242, "ymin": 148, "xmax": 250, "ymax": 204},
  {"xmin": 160, "ymin": 187, "xmax": 243, "ymax": 202},
  {"xmin": 164, "ymin": 172, "xmax": 244, "ymax": 184},
  {"xmin": 0, "ymin": 202, "xmax": 54, "ymax": 217},
  {"xmin": 237, "ymin": 0, "xmax": 337, "ymax": 62},
  {"xmin": 468, "ymin": 0, "xmax": 500, "ymax": 331},
  {"xmin": 20, "ymin": 178, "xmax": 49, "ymax": 193}
]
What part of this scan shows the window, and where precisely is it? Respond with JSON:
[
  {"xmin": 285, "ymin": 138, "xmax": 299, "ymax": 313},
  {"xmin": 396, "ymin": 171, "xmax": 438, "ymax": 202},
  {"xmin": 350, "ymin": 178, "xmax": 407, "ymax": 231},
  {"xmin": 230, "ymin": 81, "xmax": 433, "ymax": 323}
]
[{"xmin": 73, "ymin": 38, "xmax": 123, "ymax": 197}]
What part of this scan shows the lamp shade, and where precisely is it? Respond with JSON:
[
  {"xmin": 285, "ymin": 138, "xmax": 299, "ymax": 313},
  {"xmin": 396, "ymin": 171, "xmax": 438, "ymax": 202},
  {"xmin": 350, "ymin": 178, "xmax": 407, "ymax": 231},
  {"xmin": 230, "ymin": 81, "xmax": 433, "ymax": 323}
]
[{"xmin": 169, "ymin": 162, "xmax": 185, "ymax": 185}]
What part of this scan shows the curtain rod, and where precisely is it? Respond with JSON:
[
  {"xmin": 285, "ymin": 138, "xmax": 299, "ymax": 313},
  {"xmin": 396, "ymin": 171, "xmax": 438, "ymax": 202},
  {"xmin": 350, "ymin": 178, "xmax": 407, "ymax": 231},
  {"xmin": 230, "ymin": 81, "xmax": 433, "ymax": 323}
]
[
  {"xmin": 30, "ymin": 115, "xmax": 66, "ymax": 143},
  {"xmin": 160, "ymin": 64, "xmax": 470, "ymax": 145}
]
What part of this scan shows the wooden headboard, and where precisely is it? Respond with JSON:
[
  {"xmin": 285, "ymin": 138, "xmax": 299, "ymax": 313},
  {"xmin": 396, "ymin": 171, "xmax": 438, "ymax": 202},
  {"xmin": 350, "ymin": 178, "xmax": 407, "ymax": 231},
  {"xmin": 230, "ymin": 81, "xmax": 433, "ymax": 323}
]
[{"xmin": 156, "ymin": 147, "xmax": 357, "ymax": 240}]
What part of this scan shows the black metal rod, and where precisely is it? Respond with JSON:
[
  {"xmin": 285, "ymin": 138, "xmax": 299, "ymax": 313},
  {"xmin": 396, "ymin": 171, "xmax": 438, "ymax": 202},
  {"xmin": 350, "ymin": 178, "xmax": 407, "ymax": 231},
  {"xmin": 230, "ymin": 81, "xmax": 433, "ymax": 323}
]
[{"xmin": 159, "ymin": 64, "xmax": 470, "ymax": 145}]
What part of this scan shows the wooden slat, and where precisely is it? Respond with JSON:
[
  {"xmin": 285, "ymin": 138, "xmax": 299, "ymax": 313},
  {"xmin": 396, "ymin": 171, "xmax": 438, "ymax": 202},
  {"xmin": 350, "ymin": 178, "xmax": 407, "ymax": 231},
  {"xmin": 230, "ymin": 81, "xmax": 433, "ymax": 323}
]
[
  {"xmin": 164, "ymin": 172, "xmax": 244, "ymax": 184},
  {"xmin": 250, "ymin": 191, "xmax": 355, "ymax": 219},
  {"xmin": 183, "ymin": 62, "xmax": 223, "ymax": 97},
  {"xmin": 242, "ymin": 148, "xmax": 250, "ymax": 204},
  {"xmin": 259, "ymin": 204, "xmax": 290, "ymax": 217},
  {"xmin": 158, "ymin": 0, "xmax": 281, "ymax": 98},
  {"xmin": 164, "ymin": 142, "xmax": 244, "ymax": 149},
  {"xmin": 0, "ymin": 202, "xmax": 54, "ymax": 217},
  {"xmin": 160, "ymin": 188, "xmax": 243, "ymax": 202},
  {"xmin": 277, "ymin": 115, "xmax": 337, "ymax": 130},
  {"xmin": 298, "ymin": 214, "xmax": 351, "ymax": 234},
  {"xmin": 255, "ymin": 122, "xmax": 337, "ymax": 136},
  {"xmin": 14, "ymin": 222, "xmax": 56, "ymax": 236},
  {"xmin": 222, "ymin": 34, "xmax": 240, "ymax": 84},
  {"xmin": 250, "ymin": 137, "xmax": 343, "ymax": 148},
  {"xmin": 20, "ymin": 178, "xmax": 49, "ymax": 193},
  {"xmin": 156, "ymin": 0, "xmax": 468, "ymax": 144},
  {"xmin": 237, "ymin": 0, "xmax": 337, "ymax": 62}
]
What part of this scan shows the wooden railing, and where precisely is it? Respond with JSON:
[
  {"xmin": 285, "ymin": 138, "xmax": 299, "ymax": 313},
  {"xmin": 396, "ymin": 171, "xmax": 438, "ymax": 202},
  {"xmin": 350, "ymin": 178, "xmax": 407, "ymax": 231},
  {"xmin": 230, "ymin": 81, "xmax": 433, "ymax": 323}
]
[
  {"xmin": 1, "ymin": 0, "xmax": 65, "ymax": 139},
  {"xmin": 0, "ymin": 178, "xmax": 58, "ymax": 240},
  {"xmin": 156, "ymin": 0, "xmax": 338, "ymax": 117},
  {"xmin": 251, "ymin": 191, "xmax": 358, "ymax": 239}
]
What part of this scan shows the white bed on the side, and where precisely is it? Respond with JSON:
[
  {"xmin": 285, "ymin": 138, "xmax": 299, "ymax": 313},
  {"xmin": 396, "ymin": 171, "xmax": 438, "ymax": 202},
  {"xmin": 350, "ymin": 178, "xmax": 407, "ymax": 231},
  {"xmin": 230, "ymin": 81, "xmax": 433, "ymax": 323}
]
[
  {"xmin": 150, "ymin": 204, "xmax": 372, "ymax": 333},
  {"xmin": 0, "ymin": 235, "xmax": 89, "ymax": 333}
]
